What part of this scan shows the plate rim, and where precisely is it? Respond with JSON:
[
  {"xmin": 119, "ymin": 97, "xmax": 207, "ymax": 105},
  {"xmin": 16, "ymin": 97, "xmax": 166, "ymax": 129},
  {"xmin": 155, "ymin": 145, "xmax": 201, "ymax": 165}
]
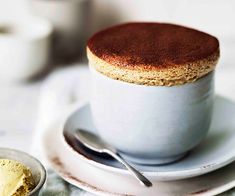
[{"xmin": 47, "ymin": 154, "xmax": 128, "ymax": 196}]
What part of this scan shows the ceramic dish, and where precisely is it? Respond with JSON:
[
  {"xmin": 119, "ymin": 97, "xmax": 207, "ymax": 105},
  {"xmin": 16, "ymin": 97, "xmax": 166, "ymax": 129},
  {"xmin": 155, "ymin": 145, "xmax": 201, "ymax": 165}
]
[
  {"xmin": 62, "ymin": 95, "xmax": 235, "ymax": 181},
  {"xmin": 29, "ymin": 0, "xmax": 90, "ymax": 62},
  {"xmin": 0, "ymin": 17, "xmax": 52, "ymax": 82},
  {"xmin": 43, "ymin": 103, "xmax": 235, "ymax": 195},
  {"xmin": 0, "ymin": 148, "xmax": 46, "ymax": 196},
  {"xmin": 89, "ymin": 67, "xmax": 214, "ymax": 165}
]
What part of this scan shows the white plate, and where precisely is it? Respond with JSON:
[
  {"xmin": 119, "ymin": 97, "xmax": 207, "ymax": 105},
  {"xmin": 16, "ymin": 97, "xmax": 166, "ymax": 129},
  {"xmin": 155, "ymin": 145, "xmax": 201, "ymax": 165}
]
[
  {"xmin": 43, "ymin": 96, "xmax": 235, "ymax": 195},
  {"xmin": 62, "ymin": 96, "xmax": 235, "ymax": 181}
]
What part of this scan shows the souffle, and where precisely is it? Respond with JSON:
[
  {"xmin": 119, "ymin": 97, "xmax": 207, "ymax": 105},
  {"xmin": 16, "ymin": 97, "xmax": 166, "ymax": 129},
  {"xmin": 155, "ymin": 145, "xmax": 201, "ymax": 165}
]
[{"xmin": 87, "ymin": 22, "xmax": 219, "ymax": 86}]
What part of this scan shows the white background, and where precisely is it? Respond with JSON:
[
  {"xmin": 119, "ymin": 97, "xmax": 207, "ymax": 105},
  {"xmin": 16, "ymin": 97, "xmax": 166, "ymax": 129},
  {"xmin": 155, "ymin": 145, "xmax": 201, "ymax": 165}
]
[{"xmin": 1, "ymin": 0, "xmax": 235, "ymax": 37}]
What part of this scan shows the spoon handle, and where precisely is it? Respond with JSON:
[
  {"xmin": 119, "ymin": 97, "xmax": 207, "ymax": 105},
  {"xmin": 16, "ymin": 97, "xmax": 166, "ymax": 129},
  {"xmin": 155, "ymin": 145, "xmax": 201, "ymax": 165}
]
[{"xmin": 104, "ymin": 149, "xmax": 152, "ymax": 187}]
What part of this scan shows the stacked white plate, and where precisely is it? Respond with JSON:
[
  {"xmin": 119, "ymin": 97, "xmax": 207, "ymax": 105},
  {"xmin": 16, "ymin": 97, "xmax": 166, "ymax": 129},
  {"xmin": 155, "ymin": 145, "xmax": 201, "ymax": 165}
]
[{"xmin": 43, "ymin": 95, "xmax": 235, "ymax": 196}]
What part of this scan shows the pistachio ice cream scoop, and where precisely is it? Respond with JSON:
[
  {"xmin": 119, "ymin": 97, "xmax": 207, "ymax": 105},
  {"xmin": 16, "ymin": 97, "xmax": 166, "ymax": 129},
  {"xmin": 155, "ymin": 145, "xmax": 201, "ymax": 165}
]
[{"xmin": 0, "ymin": 159, "xmax": 35, "ymax": 196}]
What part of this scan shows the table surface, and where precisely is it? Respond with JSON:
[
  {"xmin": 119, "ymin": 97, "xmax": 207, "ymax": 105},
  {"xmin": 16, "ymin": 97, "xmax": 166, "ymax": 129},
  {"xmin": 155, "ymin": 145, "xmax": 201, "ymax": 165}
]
[{"xmin": 0, "ymin": 65, "xmax": 234, "ymax": 195}]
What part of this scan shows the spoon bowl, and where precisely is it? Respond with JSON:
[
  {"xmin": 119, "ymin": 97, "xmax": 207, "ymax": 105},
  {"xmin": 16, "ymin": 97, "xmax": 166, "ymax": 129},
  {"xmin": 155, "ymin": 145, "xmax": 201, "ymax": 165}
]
[{"xmin": 75, "ymin": 129, "xmax": 115, "ymax": 153}]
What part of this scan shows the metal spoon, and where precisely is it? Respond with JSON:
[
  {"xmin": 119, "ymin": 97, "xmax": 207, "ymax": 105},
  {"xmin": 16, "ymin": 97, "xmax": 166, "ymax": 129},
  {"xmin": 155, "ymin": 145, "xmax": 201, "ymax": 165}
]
[{"xmin": 75, "ymin": 129, "xmax": 152, "ymax": 187}]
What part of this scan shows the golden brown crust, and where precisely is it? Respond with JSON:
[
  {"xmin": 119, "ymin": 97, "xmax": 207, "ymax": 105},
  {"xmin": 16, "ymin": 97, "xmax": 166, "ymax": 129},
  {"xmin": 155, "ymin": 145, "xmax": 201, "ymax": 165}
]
[
  {"xmin": 87, "ymin": 22, "xmax": 220, "ymax": 86},
  {"xmin": 88, "ymin": 48, "xmax": 219, "ymax": 86}
]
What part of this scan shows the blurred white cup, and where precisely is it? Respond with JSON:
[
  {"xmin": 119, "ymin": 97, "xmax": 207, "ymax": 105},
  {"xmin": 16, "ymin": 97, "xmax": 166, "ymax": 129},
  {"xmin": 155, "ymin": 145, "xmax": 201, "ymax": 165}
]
[
  {"xmin": 0, "ymin": 17, "xmax": 52, "ymax": 83},
  {"xmin": 29, "ymin": 0, "xmax": 91, "ymax": 63}
]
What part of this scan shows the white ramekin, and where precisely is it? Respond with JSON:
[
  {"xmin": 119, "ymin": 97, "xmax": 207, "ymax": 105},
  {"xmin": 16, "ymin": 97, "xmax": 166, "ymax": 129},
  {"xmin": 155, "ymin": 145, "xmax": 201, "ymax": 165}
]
[{"xmin": 90, "ymin": 66, "xmax": 214, "ymax": 165}]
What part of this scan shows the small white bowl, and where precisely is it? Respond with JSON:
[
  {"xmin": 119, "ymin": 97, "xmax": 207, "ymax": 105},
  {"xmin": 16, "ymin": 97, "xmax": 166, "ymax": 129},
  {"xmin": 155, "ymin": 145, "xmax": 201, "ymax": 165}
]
[
  {"xmin": 0, "ymin": 17, "xmax": 53, "ymax": 83},
  {"xmin": 0, "ymin": 148, "xmax": 46, "ymax": 196}
]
